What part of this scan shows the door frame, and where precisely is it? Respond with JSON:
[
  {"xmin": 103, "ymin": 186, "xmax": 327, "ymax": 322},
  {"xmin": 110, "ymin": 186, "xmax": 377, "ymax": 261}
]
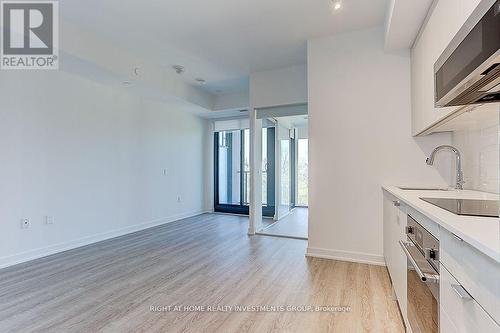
[{"xmin": 289, "ymin": 130, "xmax": 296, "ymax": 209}]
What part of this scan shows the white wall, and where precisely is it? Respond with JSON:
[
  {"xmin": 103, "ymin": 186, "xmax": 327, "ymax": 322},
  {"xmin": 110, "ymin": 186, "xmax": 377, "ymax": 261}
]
[
  {"xmin": 0, "ymin": 70, "xmax": 207, "ymax": 268},
  {"xmin": 452, "ymin": 111, "xmax": 500, "ymax": 194},
  {"xmin": 250, "ymin": 64, "xmax": 307, "ymax": 109},
  {"xmin": 296, "ymin": 126, "xmax": 308, "ymax": 140},
  {"xmin": 307, "ymin": 27, "xmax": 452, "ymax": 265}
]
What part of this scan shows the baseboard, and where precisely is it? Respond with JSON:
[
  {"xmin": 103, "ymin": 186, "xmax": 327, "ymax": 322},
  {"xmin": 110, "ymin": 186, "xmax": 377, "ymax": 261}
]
[
  {"xmin": 0, "ymin": 210, "xmax": 209, "ymax": 270},
  {"xmin": 306, "ymin": 246, "xmax": 386, "ymax": 266}
]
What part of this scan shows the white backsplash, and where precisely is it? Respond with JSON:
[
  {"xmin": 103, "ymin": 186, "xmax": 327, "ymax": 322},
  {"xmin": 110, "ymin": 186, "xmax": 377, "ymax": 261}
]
[{"xmin": 452, "ymin": 114, "xmax": 499, "ymax": 194}]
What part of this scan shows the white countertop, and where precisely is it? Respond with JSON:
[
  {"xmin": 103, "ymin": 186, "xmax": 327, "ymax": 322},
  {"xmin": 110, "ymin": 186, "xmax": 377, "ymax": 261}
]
[{"xmin": 383, "ymin": 185, "xmax": 500, "ymax": 263}]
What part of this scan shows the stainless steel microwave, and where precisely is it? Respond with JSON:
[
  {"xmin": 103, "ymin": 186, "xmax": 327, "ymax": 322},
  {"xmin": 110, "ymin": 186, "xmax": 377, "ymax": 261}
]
[{"xmin": 434, "ymin": 0, "xmax": 500, "ymax": 107}]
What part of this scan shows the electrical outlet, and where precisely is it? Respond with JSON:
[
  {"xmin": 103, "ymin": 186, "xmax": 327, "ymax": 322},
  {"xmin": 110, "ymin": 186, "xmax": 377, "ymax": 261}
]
[
  {"xmin": 20, "ymin": 218, "xmax": 30, "ymax": 229},
  {"xmin": 163, "ymin": 168, "xmax": 168, "ymax": 176},
  {"xmin": 45, "ymin": 216, "xmax": 54, "ymax": 225},
  {"xmin": 177, "ymin": 196, "xmax": 182, "ymax": 203}
]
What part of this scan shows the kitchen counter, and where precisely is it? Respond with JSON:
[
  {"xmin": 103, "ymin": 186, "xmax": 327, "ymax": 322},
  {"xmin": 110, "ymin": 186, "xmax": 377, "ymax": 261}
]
[{"xmin": 383, "ymin": 185, "xmax": 500, "ymax": 263}]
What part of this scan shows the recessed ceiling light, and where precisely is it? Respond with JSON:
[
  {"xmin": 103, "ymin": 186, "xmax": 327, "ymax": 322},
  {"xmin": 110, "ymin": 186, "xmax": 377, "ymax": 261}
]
[
  {"xmin": 172, "ymin": 65, "xmax": 185, "ymax": 74},
  {"xmin": 195, "ymin": 78, "xmax": 206, "ymax": 85},
  {"xmin": 331, "ymin": 0, "xmax": 342, "ymax": 10}
]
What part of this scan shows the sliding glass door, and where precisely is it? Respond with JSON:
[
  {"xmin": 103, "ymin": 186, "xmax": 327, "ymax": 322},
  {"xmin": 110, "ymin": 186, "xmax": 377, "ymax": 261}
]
[
  {"xmin": 262, "ymin": 127, "xmax": 275, "ymax": 217},
  {"xmin": 214, "ymin": 128, "xmax": 275, "ymax": 217},
  {"xmin": 214, "ymin": 130, "xmax": 246, "ymax": 214}
]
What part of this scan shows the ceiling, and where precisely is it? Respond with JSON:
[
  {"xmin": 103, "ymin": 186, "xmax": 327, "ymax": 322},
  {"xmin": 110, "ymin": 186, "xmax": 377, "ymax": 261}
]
[
  {"xmin": 60, "ymin": 0, "xmax": 389, "ymax": 94},
  {"xmin": 384, "ymin": 0, "xmax": 434, "ymax": 50}
]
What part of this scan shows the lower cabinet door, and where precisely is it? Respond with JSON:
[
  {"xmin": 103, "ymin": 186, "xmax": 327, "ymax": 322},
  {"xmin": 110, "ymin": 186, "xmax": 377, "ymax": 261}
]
[
  {"xmin": 440, "ymin": 265, "xmax": 500, "ymax": 333},
  {"xmin": 393, "ymin": 207, "xmax": 407, "ymax": 324},
  {"xmin": 440, "ymin": 310, "xmax": 460, "ymax": 333},
  {"xmin": 383, "ymin": 192, "xmax": 409, "ymax": 328}
]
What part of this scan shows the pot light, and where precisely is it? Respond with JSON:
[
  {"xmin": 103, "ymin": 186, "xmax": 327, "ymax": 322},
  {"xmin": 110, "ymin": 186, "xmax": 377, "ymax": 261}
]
[
  {"xmin": 172, "ymin": 65, "xmax": 185, "ymax": 74},
  {"xmin": 331, "ymin": 0, "xmax": 342, "ymax": 10}
]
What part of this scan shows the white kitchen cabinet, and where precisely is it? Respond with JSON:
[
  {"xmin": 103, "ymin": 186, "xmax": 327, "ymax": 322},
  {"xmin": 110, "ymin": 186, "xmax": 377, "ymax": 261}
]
[
  {"xmin": 410, "ymin": 0, "xmax": 484, "ymax": 135},
  {"xmin": 383, "ymin": 186, "xmax": 500, "ymax": 332},
  {"xmin": 440, "ymin": 310, "xmax": 461, "ymax": 333},
  {"xmin": 383, "ymin": 192, "xmax": 408, "ymax": 327},
  {"xmin": 440, "ymin": 264, "xmax": 500, "ymax": 333},
  {"xmin": 440, "ymin": 227, "xmax": 500, "ymax": 324}
]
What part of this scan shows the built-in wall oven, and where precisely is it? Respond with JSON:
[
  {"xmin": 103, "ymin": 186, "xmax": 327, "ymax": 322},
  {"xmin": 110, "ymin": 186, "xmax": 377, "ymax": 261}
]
[{"xmin": 399, "ymin": 216, "xmax": 440, "ymax": 333}]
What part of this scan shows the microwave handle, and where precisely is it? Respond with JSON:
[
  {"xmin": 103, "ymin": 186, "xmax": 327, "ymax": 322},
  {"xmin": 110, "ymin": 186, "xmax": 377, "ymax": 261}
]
[{"xmin": 399, "ymin": 240, "xmax": 439, "ymax": 284}]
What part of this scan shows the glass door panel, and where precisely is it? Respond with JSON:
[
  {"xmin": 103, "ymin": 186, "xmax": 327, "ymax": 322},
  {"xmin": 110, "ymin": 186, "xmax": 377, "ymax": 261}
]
[
  {"xmin": 217, "ymin": 130, "xmax": 241, "ymax": 205},
  {"xmin": 280, "ymin": 139, "xmax": 290, "ymax": 206},
  {"xmin": 262, "ymin": 127, "xmax": 275, "ymax": 217},
  {"xmin": 262, "ymin": 128, "xmax": 268, "ymax": 206},
  {"xmin": 214, "ymin": 128, "xmax": 275, "ymax": 217},
  {"xmin": 243, "ymin": 129, "xmax": 250, "ymax": 205}
]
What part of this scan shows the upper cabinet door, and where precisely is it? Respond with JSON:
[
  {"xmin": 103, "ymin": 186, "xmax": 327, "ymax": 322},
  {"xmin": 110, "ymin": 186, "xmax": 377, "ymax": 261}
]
[{"xmin": 411, "ymin": 0, "xmax": 484, "ymax": 135}]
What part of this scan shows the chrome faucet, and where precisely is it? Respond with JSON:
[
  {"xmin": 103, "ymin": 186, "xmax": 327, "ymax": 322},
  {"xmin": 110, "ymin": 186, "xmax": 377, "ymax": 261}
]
[{"xmin": 426, "ymin": 145, "xmax": 465, "ymax": 190}]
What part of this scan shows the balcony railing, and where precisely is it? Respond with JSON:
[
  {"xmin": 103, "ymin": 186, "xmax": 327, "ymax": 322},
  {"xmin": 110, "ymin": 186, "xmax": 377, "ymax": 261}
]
[{"xmin": 237, "ymin": 170, "xmax": 268, "ymax": 206}]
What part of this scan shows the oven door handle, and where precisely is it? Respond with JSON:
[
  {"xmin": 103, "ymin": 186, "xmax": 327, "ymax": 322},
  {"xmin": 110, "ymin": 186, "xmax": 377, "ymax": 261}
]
[{"xmin": 399, "ymin": 240, "xmax": 439, "ymax": 284}]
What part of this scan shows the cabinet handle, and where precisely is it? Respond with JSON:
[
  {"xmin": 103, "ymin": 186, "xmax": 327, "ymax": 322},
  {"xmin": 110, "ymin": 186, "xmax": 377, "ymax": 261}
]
[
  {"xmin": 452, "ymin": 233, "xmax": 464, "ymax": 242},
  {"xmin": 451, "ymin": 284, "xmax": 472, "ymax": 300},
  {"xmin": 393, "ymin": 201, "xmax": 401, "ymax": 207}
]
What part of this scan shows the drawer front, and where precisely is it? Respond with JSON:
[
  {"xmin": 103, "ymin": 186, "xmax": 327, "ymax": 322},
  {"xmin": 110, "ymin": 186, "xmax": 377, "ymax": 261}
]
[
  {"xmin": 440, "ymin": 227, "xmax": 500, "ymax": 323},
  {"xmin": 440, "ymin": 264, "xmax": 500, "ymax": 332}
]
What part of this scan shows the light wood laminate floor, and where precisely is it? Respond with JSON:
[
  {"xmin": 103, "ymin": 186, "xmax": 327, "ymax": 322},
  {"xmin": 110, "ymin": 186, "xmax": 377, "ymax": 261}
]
[
  {"xmin": 0, "ymin": 213, "xmax": 404, "ymax": 333},
  {"xmin": 260, "ymin": 208, "xmax": 308, "ymax": 239}
]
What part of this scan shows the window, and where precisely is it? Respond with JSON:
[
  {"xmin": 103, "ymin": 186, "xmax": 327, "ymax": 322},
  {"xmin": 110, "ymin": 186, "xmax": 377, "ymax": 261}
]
[
  {"xmin": 214, "ymin": 127, "xmax": 275, "ymax": 217},
  {"xmin": 297, "ymin": 139, "xmax": 308, "ymax": 206}
]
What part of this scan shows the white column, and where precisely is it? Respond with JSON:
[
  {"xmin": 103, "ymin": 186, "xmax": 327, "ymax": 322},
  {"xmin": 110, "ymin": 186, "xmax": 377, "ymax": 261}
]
[
  {"xmin": 248, "ymin": 107, "xmax": 263, "ymax": 234},
  {"xmin": 205, "ymin": 120, "xmax": 215, "ymax": 212}
]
